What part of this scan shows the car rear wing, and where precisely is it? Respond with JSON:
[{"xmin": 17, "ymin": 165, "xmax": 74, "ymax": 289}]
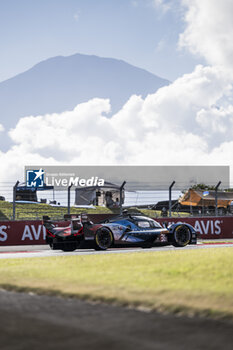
[{"xmin": 42, "ymin": 213, "xmax": 91, "ymax": 228}]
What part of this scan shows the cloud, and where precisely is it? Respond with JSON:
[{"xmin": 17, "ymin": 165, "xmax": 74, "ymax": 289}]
[
  {"xmin": 156, "ymin": 38, "xmax": 166, "ymax": 52},
  {"xmin": 0, "ymin": 63, "xmax": 232, "ymax": 183},
  {"xmin": 179, "ymin": 0, "xmax": 233, "ymax": 75},
  {"xmin": 131, "ymin": 0, "xmax": 171, "ymax": 13},
  {"xmin": 153, "ymin": 0, "xmax": 171, "ymax": 12},
  {"xmin": 196, "ymin": 105, "xmax": 233, "ymax": 147},
  {"xmin": 0, "ymin": 146, "xmax": 57, "ymax": 183},
  {"xmin": 0, "ymin": 124, "xmax": 4, "ymax": 132}
]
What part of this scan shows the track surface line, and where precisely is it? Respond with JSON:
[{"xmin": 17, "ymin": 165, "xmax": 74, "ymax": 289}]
[{"xmin": 1, "ymin": 242, "xmax": 233, "ymax": 259}]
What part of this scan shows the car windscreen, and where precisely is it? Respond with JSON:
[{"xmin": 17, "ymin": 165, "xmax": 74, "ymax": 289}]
[
  {"xmin": 136, "ymin": 221, "xmax": 151, "ymax": 228},
  {"xmin": 148, "ymin": 220, "xmax": 162, "ymax": 228},
  {"xmin": 133, "ymin": 218, "xmax": 162, "ymax": 229}
]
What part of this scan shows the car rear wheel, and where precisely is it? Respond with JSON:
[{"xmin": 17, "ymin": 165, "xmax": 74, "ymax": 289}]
[
  {"xmin": 172, "ymin": 225, "xmax": 191, "ymax": 247},
  {"xmin": 95, "ymin": 228, "xmax": 113, "ymax": 250}
]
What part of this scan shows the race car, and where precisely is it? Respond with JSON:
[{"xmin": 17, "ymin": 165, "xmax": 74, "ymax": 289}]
[{"xmin": 42, "ymin": 212, "xmax": 197, "ymax": 252}]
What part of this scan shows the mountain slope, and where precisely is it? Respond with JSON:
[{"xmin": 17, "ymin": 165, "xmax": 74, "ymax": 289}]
[
  {"xmin": 0, "ymin": 53, "xmax": 169, "ymax": 127},
  {"xmin": 0, "ymin": 53, "xmax": 169, "ymax": 150}
]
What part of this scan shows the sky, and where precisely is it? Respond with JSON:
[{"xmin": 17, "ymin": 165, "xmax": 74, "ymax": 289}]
[
  {"xmin": 0, "ymin": 0, "xmax": 202, "ymax": 82},
  {"xmin": 0, "ymin": 0, "xmax": 233, "ymax": 186}
]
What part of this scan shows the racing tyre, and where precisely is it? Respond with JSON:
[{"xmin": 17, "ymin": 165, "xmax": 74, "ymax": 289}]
[
  {"xmin": 95, "ymin": 228, "xmax": 114, "ymax": 250},
  {"xmin": 172, "ymin": 225, "xmax": 191, "ymax": 247}
]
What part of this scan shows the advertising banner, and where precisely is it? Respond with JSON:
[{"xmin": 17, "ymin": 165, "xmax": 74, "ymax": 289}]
[
  {"xmin": 0, "ymin": 215, "xmax": 233, "ymax": 246},
  {"xmin": 156, "ymin": 217, "xmax": 233, "ymax": 239}
]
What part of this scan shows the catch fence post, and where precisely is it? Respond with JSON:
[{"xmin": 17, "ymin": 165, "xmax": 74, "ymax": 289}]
[
  {"xmin": 120, "ymin": 181, "xmax": 126, "ymax": 215},
  {"xmin": 13, "ymin": 180, "xmax": 19, "ymax": 220},
  {"xmin": 67, "ymin": 183, "xmax": 73, "ymax": 215},
  {"xmin": 215, "ymin": 181, "xmax": 221, "ymax": 216},
  {"xmin": 169, "ymin": 181, "xmax": 175, "ymax": 217}
]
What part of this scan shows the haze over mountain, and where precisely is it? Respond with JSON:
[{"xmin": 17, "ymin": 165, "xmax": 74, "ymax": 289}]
[{"xmin": 0, "ymin": 53, "xmax": 169, "ymax": 131}]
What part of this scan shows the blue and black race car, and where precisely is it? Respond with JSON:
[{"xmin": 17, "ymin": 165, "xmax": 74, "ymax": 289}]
[{"xmin": 43, "ymin": 212, "xmax": 197, "ymax": 252}]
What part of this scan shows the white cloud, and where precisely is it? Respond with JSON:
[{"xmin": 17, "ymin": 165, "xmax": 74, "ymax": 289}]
[
  {"xmin": 196, "ymin": 105, "xmax": 233, "ymax": 145},
  {"xmin": 0, "ymin": 124, "xmax": 4, "ymax": 132},
  {"xmin": 0, "ymin": 145, "xmax": 57, "ymax": 183},
  {"xmin": 0, "ymin": 63, "xmax": 232, "ymax": 183},
  {"xmin": 156, "ymin": 38, "xmax": 166, "ymax": 52},
  {"xmin": 131, "ymin": 0, "xmax": 171, "ymax": 13},
  {"xmin": 179, "ymin": 0, "xmax": 233, "ymax": 75},
  {"xmin": 153, "ymin": 0, "xmax": 171, "ymax": 12}
]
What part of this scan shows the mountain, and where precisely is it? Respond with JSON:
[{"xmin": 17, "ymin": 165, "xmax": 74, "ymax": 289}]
[{"xmin": 0, "ymin": 53, "xmax": 169, "ymax": 149}]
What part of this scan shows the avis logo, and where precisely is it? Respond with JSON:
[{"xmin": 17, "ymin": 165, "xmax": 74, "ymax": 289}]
[
  {"xmin": 21, "ymin": 225, "xmax": 46, "ymax": 241},
  {"xmin": 26, "ymin": 169, "xmax": 45, "ymax": 187},
  {"xmin": 0, "ymin": 225, "xmax": 8, "ymax": 242}
]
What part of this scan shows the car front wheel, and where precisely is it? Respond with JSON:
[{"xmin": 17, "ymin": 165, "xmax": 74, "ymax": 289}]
[{"xmin": 172, "ymin": 225, "xmax": 191, "ymax": 247}]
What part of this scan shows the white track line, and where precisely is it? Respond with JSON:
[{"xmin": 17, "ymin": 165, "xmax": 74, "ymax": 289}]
[{"xmin": 0, "ymin": 243, "xmax": 233, "ymax": 259}]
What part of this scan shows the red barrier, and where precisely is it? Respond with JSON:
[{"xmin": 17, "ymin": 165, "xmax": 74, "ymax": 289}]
[
  {"xmin": 0, "ymin": 220, "xmax": 46, "ymax": 246},
  {"xmin": 0, "ymin": 215, "xmax": 233, "ymax": 246},
  {"xmin": 0, "ymin": 214, "xmax": 115, "ymax": 246},
  {"xmin": 156, "ymin": 217, "xmax": 233, "ymax": 239}
]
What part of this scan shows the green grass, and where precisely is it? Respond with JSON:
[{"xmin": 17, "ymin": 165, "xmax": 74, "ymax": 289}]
[
  {"xmin": 0, "ymin": 201, "xmax": 119, "ymax": 220},
  {"xmin": 140, "ymin": 208, "xmax": 190, "ymax": 218},
  {"xmin": 0, "ymin": 248, "xmax": 233, "ymax": 319},
  {"xmin": 0, "ymin": 201, "xmax": 189, "ymax": 220},
  {"xmin": 200, "ymin": 240, "xmax": 233, "ymax": 244}
]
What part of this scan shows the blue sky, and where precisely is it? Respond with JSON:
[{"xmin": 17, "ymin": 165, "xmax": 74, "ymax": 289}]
[
  {"xmin": 1, "ymin": 0, "xmax": 233, "ymax": 184},
  {"xmin": 0, "ymin": 0, "xmax": 203, "ymax": 82}
]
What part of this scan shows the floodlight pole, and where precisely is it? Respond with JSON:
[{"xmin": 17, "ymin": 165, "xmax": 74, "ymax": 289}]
[
  {"xmin": 169, "ymin": 181, "xmax": 175, "ymax": 218},
  {"xmin": 13, "ymin": 180, "xmax": 19, "ymax": 220},
  {"xmin": 215, "ymin": 181, "xmax": 221, "ymax": 216},
  {"xmin": 67, "ymin": 183, "xmax": 73, "ymax": 215},
  {"xmin": 120, "ymin": 181, "xmax": 126, "ymax": 215}
]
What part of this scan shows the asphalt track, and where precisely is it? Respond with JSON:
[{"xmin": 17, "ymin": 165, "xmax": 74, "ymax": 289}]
[
  {"xmin": 0, "ymin": 242, "xmax": 233, "ymax": 259},
  {"xmin": 0, "ymin": 289, "xmax": 233, "ymax": 350}
]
